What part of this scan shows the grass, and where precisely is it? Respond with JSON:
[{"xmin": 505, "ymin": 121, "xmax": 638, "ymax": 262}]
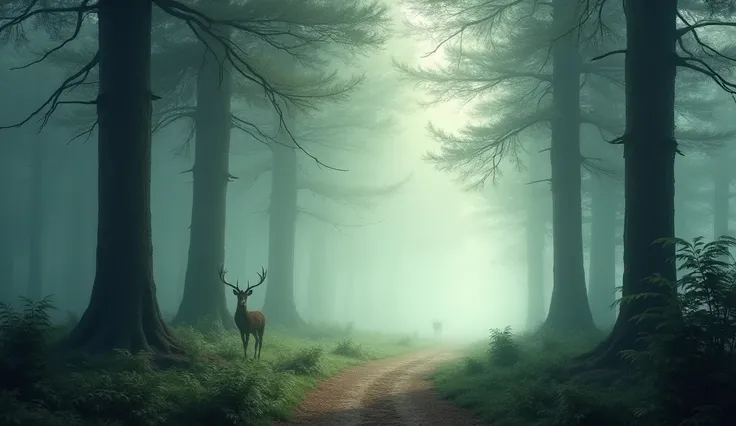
[
  {"xmin": 432, "ymin": 236, "xmax": 736, "ymax": 425},
  {"xmin": 430, "ymin": 330, "xmax": 650, "ymax": 426},
  {"xmin": 0, "ymin": 299, "xmax": 430, "ymax": 426}
]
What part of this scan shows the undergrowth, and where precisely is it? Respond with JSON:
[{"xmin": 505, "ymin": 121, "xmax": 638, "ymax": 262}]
[
  {"xmin": 0, "ymin": 300, "xmax": 425, "ymax": 426},
  {"xmin": 432, "ymin": 235, "xmax": 736, "ymax": 426}
]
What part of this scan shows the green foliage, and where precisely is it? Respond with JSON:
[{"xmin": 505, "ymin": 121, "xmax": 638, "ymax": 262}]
[
  {"xmin": 0, "ymin": 297, "xmax": 55, "ymax": 397},
  {"xmin": 433, "ymin": 333, "xmax": 643, "ymax": 426},
  {"xmin": 620, "ymin": 236, "xmax": 736, "ymax": 425},
  {"xmin": 434, "ymin": 236, "xmax": 736, "ymax": 426},
  {"xmin": 275, "ymin": 346, "xmax": 325, "ymax": 375},
  {"xmin": 0, "ymin": 299, "xmax": 424, "ymax": 425},
  {"xmin": 488, "ymin": 326, "xmax": 521, "ymax": 367},
  {"xmin": 332, "ymin": 337, "xmax": 368, "ymax": 359}
]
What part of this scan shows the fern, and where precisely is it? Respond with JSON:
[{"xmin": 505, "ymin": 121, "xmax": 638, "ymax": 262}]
[{"xmin": 622, "ymin": 236, "xmax": 736, "ymax": 425}]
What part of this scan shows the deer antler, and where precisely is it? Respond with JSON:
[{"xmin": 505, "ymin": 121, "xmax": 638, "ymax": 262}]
[
  {"xmin": 218, "ymin": 265, "xmax": 241, "ymax": 292},
  {"xmin": 245, "ymin": 266, "xmax": 267, "ymax": 292}
]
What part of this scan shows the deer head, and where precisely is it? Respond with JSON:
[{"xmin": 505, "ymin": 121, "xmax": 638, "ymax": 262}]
[{"xmin": 218, "ymin": 266, "xmax": 267, "ymax": 310}]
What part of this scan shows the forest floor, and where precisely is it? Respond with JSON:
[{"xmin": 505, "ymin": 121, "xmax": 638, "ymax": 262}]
[
  {"xmin": 2, "ymin": 300, "xmax": 443, "ymax": 425},
  {"xmin": 275, "ymin": 346, "xmax": 488, "ymax": 426}
]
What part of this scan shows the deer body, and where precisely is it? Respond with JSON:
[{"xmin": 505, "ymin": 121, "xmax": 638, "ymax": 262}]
[
  {"xmin": 220, "ymin": 266, "xmax": 268, "ymax": 360},
  {"xmin": 433, "ymin": 320, "xmax": 442, "ymax": 338}
]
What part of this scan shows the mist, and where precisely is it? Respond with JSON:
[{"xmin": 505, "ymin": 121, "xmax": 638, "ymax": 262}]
[{"xmin": 0, "ymin": 2, "xmax": 532, "ymax": 344}]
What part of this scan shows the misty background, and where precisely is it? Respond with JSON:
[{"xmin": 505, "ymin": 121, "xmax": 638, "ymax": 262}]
[{"xmin": 1, "ymin": 1, "xmax": 732, "ymax": 342}]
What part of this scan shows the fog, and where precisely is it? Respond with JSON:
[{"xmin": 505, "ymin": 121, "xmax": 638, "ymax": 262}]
[{"xmin": 0, "ymin": 3, "xmax": 538, "ymax": 343}]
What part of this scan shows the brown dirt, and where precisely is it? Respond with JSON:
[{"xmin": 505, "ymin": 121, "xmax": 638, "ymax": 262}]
[{"xmin": 274, "ymin": 348, "xmax": 489, "ymax": 426}]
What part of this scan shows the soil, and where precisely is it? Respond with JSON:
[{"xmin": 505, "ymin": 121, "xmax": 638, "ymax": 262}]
[{"xmin": 274, "ymin": 347, "xmax": 488, "ymax": 425}]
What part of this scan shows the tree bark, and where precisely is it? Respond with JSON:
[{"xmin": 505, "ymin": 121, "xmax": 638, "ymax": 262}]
[
  {"xmin": 173, "ymin": 31, "xmax": 234, "ymax": 330},
  {"xmin": 544, "ymin": 0, "xmax": 596, "ymax": 334},
  {"xmin": 26, "ymin": 137, "xmax": 46, "ymax": 301},
  {"xmin": 588, "ymin": 175, "xmax": 617, "ymax": 329},
  {"xmin": 585, "ymin": 0, "xmax": 678, "ymax": 366},
  {"xmin": 0, "ymin": 150, "xmax": 15, "ymax": 303},
  {"xmin": 306, "ymin": 224, "xmax": 335, "ymax": 323},
  {"xmin": 526, "ymin": 185, "xmax": 547, "ymax": 328},
  {"xmin": 63, "ymin": 149, "xmax": 97, "ymax": 314},
  {"xmin": 262, "ymin": 143, "xmax": 304, "ymax": 328},
  {"xmin": 712, "ymin": 153, "xmax": 730, "ymax": 239},
  {"xmin": 68, "ymin": 0, "xmax": 180, "ymax": 355}
]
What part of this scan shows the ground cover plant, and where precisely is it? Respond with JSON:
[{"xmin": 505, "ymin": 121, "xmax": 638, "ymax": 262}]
[
  {"xmin": 432, "ymin": 236, "xmax": 736, "ymax": 426},
  {"xmin": 0, "ymin": 301, "xmax": 428, "ymax": 426}
]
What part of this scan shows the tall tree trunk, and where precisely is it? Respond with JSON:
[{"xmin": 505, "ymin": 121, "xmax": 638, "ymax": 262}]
[
  {"xmin": 26, "ymin": 137, "xmax": 45, "ymax": 301},
  {"xmin": 306, "ymin": 224, "xmax": 334, "ymax": 323},
  {"xmin": 713, "ymin": 153, "xmax": 730, "ymax": 238},
  {"xmin": 262, "ymin": 144, "xmax": 303, "ymax": 328},
  {"xmin": 0, "ymin": 151, "xmax": 14, "ymax": 303},
  {"xmin": 588, "ymin": 175, "xmax": 617, "ymax": 328},
  {"xmin": 526, "ymin": 185, "xmax": 547, "ymax": 328},
  {"xmin": 68, "ymin": 0, "xmax": 180, "ymax": 355},
  {"xmin": 544, "ymin": 0, "xmax": 596, "ymax": 334},
  {"xmin": 586, "ymin": 0, "xmax": 678, "ymax": 366},
  {"xmin": 63, "ymin": 148, "xmax": 97, "ymax": 315},
  {"xmin": 174, "ymin": 32, "xmax": 233, "ymax": 329}
]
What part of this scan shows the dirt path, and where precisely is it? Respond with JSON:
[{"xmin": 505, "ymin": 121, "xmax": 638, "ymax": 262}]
[{"xmin": 274, "ymin": 348, "xmax": 488, "ymax": 426}]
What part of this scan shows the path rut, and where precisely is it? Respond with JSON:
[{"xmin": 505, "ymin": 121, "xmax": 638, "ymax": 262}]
[{"xmin": 274, "ymin": 348, "xmax": 488, "ymax": 426}]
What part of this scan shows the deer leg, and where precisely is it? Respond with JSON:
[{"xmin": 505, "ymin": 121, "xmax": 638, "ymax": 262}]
[
  {"xmin": 243, "ymin": 333, "xmax": 250, "ymax": 360},
  {"xmin": 257, "ymin": 331, "xmax": 264, "ymax": 359}
]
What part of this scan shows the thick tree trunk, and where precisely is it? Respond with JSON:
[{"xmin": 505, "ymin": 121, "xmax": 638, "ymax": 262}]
[
  {"xmin": 544, "ymin": 0, "xmax": 596, "ymax": 334},
  {"xmin": 68, "ymin": 0, "xmax": 180, "ymax": 355},
  {"xmin": 306, "ymin": 225, "xmax": 335, "ymax": 323},
  {"xmin": 713, "ymin": 153, "xmax": 730, "ymax": 238},
  {"xmin": 262, "ymin": 144, "xmax": 303, "ymax": 328},
  {"xmin": 63, "ymin": 150, "xmax": 97, "ymax": 315},
  {"xmin": 588, "ymin": 175, "xmax": 617, "ymax": 328},
  {"xmin": 0, "ymin": 153, "xmax": 14, "ymax": 303},
  {"xmin": 26, "ymin": 137, "xmax": 45, "ymax": 301},
  {"xmin": 526, "ymin": 186, "xmax": 547, "ymax": 328},
  {"xmin": 586, "ymin": 0, "xmax": 678, "ymax": 366},
  {"xmin": 173, "ymin": 32, "xmax": 233, "ymax": 330}
]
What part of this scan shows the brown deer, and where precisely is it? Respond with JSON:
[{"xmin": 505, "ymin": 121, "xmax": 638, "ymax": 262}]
[
  {"xmin": 433, "ymin": 320, "xmax": 442, "ymax": 338},
  {"xmin": 218, "ymin": 265, "xmax": 267, "ymax": 360}
]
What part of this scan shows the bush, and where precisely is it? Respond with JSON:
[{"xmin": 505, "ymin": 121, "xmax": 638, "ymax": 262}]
[
  {"xmin": 332, "ymin": 337, "xmax": 368, "ymax": 359},
  {"xmin": 488, "ymin": 326, "xmax": 520, "ymax": 367},
  {"xmin": 275, "ymin": 346, "xmax": 325, "ymax": 375},
  {"xmin": 621, "ymin": 236, "xmax": 736, "ymax": 425}
]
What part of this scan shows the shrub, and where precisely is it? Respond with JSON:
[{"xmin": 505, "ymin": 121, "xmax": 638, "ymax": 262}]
[
  {"xmin": 275, "ymin": 346, "xmax": 324, "ymax": 375},
  {"xmin": 332, "ymin": 337, "xmax": 367, "ymax": 359},
  {"xmin": 488, "ymin": 326, "xmax": 521, "ymax": 366},
  {"xmin": 622, "ymin": 236, "xmax": 736, "ymax": 425},
  {"xmin": 0, "ymin": 297, "xmax": 55, "ymax": 398}
]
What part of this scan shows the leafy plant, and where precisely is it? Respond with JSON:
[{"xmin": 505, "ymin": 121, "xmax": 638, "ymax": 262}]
[
  {"xmin": 333, "ymin": 337, "xmax": 368, "ymax": 359},
  {"xmin": 622, "ymin": 236, "xmax": 736, "ymax": 425},
  {"xmin": 488, "ymin": 326, "xmax": 521, "ymax": 366},
  {"xmin": 275, "ymin": 346, "xmax": 325, "ymax": 375}
]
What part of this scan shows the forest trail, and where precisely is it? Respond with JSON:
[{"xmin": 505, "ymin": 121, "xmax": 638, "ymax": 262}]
[{"xmin": 274, "ymin": 347, "xmax": 488, "ymax": 426}]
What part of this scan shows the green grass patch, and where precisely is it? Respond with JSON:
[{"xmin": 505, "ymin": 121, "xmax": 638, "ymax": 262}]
[
  {"xmin": 431, "ymin": 330, "xmax": 649, "ymax": 426},
  {"xmin": 0, "ymin": 299, "xmax": 430, "ymax": 426}
]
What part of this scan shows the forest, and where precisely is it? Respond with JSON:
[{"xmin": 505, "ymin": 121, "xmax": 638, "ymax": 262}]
[{"xmin": 1, "ymin": 0, "xmax": 735, "ymax": 425}]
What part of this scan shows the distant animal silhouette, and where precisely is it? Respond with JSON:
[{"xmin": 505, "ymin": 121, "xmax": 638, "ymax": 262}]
[
  {"xmin": 219, "ymin": 266, "xmax": 267, "ymax": 360},
  {"xmin": 432, "ymin": 320, "xmax": 442, "ymax": 338}
]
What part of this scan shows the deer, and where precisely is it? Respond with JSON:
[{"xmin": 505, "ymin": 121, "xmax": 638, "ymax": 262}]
[
  {"xmin": 433, "ymin": 320, "xmax": 442, "ymax": 338},
  {"xmin": 218, "ymin": 265, "xmax": 268, "ymax": 360}
]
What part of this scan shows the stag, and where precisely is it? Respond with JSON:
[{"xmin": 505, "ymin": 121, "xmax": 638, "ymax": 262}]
[
  {"xmin": 218, "ymin": 265, "xmax": 268, "ymax": 360},
  {"xmin": 432, "ymin": 320, "xmax": 442, "ymax": 338}
]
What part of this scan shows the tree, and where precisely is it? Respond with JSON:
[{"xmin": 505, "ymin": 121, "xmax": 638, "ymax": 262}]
[
  {"xmin": 399, "ymin": 0, "xmax": 628, "ymax": 334},
  {"xmin": 0, "ymin": 0, "xmax": 386, "ymax": 353},
  {"xmin": 148, "ymin": 1, "xmax": 390, "ymax": 329},
  {"xmin": 580, "ymin": 0, "xmax": 736, "ymax": 365}
]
